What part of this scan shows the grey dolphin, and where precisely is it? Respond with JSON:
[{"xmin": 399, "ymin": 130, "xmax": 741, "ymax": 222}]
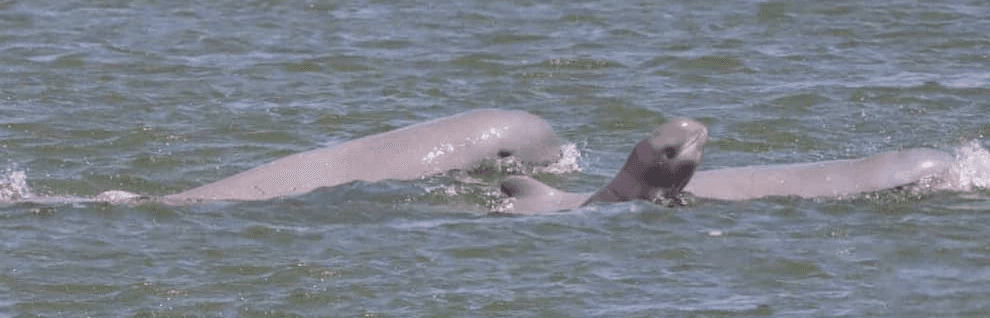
[
  {"xmin": 86, "ymin": 109, "xmax": 560, "ymax": 204},
  {"xmin": 582, "ymin": 118, "xmax": 708, "ymax": 205},
  {"xmin": 499, "ymin": 122, "xmax": 953, "ymax": 214},
  {"xmin": 500, "ymin": 118, "xmax": 708, "ymax": 214}
]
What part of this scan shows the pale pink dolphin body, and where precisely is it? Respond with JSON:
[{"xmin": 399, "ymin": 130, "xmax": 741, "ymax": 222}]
[
  {"xmin": 89, "ymin": 109, "xmax": 561, "ymax": 204},
  {"xmin": 162, "ymin": 109, "xmax": 561, "ymax": 203},
  {"xmin": 683, "ymin": 148, "xmax": 952, "ymax": 200}
]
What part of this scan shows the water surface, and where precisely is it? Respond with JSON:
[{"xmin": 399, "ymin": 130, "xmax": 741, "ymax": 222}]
[{"xmin": 2, "ymin": 0, "xmax": 990, "ymax": 316}]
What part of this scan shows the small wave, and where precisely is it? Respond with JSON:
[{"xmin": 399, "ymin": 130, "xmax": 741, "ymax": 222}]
[
  {"xmin": 940, "ymin": 140, "xmax": 990, "ymax": 192},
  {"xmin": 941, "ymin": 72, "xmax": 990, "ymax": 89}
]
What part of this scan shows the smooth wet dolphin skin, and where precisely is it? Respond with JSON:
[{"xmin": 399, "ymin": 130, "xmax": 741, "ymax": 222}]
[
  {"xmin": 162, "ymin": 109, "xmax": 561, "ymax": 203},
  {"xmin": 582, "ymin": 118, "xmax": 708, "ymax": 205},
  {"xmin": 684, "ymin": 148, "xmax": 953, "ymax": 200}
]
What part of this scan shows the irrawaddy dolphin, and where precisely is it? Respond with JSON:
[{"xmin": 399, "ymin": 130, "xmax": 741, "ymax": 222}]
[
  {"xmin": 95, "ymin": 109, "xmax": 563, "ymax": 204},
  {"xmin": 682, "ymin": 148, "xmax": 953, "ymax": 200},
  {"xmin": 88, "ymin": 109, "xmax": 954, "ymax": 212},
  {"xmin": 499, "ymin": 120, "xmax": 954, "ymax": 214},
  {"xmin": 500, "ymin": 118, "xmax": 708, "ymax": 213}
]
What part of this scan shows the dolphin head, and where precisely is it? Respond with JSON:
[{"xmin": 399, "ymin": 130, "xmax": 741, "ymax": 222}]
[
  {"xmin": 630, "ymin": 118, "xmax": 709, "ymax": 199},
  {"xmin": 582, "ymin": 117, "xmax": 708, "ymax": 206},
  {"xmin": 487, "ymin": 110, "xmax": 563, "ymax": 164}
]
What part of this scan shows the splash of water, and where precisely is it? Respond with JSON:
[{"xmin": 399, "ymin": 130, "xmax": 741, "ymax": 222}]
[
  {"xmin": 941, "ymin": 140, "xmax": 990, "ymax": 192},
  {"xmin": 538, "ymin": 143, "xmax": 582, "ymax": 174},
  {"xmin": 0, "ymin": 167, "xmax": 32, "ymax": 202}
]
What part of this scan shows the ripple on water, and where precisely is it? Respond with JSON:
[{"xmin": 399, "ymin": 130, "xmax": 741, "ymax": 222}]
[
  {"xmin": 673, "ymin": 56, "xmax": 749, "ymax": 74},
  {"xmin": 1, "ymin": 0, "xmax": 989, "ymax": 316}
]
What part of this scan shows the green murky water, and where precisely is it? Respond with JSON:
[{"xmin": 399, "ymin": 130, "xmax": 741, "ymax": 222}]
[{"xmin": 2, "ymin": 0, "xmax": 990, "ymax": 316}]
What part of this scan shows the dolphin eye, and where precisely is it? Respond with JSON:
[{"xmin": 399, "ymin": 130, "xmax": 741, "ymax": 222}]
[
  {"xmin": 662, "ymin": 146, "xmax": 677, "ymax": 160},
  {"xmin": 498, "ymin": 150, "xmax": 513, "ymax": 158}
]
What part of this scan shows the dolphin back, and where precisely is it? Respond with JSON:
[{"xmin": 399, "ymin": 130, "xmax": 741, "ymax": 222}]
[
  {"xmin": 684, "ymin": 148, "xmax": 953, "ymax": 200},
  {"xmin": 165, "ymin": 109, "xmax": 562, "ymax": 202}
]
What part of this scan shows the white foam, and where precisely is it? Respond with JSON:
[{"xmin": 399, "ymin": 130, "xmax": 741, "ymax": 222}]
[
  {"xmin": 538, "ymin": 143, "xmax": 582, "ymax": 174},
  {"xmin": 0, "ymin": 166, "xmax": 32, "ymax": 202},
  {"xmin": 940, "ymin": 140, "xmax": 990, "ymax": 192},
  {"xmin": 93, "ymin": 190, "xmax": 143, "ymax": 204}
]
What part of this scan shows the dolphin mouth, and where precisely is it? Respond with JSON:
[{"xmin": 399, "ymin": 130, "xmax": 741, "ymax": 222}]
[
  {"xmin": 664, "ymin": 124, "xmax": 707, "ymax": 197},
  {"xmin": 642, "ymin": 123, "xmax": 708, "ymax": 190},
  {"xmin": 678, "ymin": 127, "xmax": 708, "ymax": 160}
]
